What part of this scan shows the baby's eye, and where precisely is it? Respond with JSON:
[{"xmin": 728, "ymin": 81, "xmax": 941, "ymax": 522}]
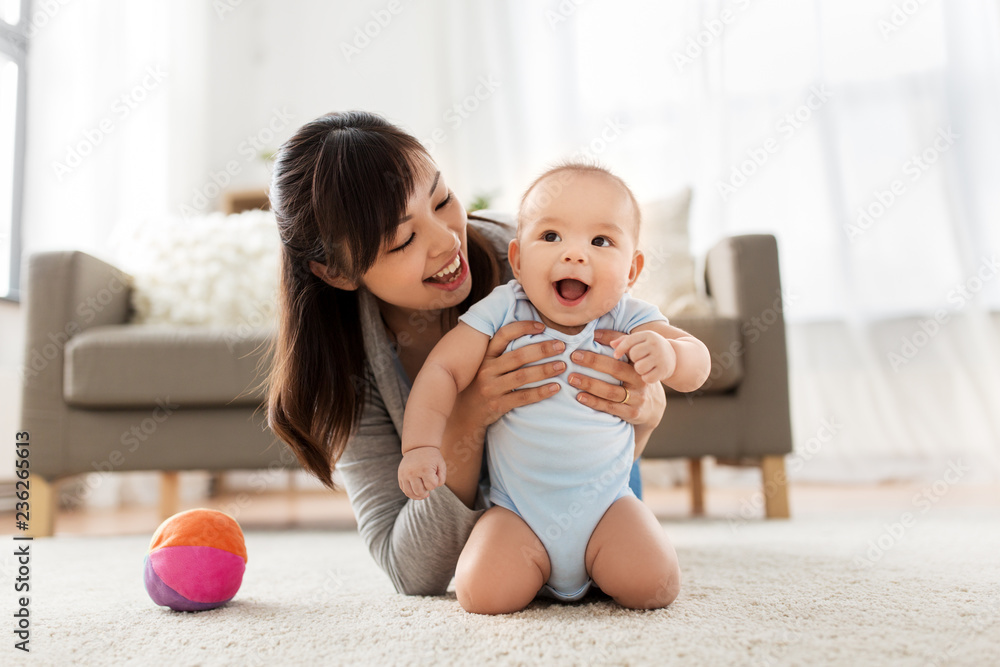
[
  {"xmin": 543, "ymin": 231, "xmax": 561, "ymax": 242},
  {"xmin": 592, "ymin": 236, "xmax": 612, "ymax": 247}
]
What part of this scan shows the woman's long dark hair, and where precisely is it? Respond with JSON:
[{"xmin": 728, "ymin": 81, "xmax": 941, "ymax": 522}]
[{"xmin": 263, "ymin": 111, "xmax": 500, "ymax": 489}]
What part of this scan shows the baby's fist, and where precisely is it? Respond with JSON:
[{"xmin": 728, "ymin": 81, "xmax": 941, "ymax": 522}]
[
  {"xmin": 398, "ymin": 446, "xmax": 447, "ymax": 500},
  {"xmin": 609, "ymin": 331, "xmax": 677, "ymax": 384}
]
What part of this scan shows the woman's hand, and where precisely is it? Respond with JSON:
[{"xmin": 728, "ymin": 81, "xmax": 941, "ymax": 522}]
[
  {"xmin": 455, "ymin": 320, "xmax": 566, "ymax": 429},
  {"xmin": 567, "ymin": 329, "xmax": 667, "ymax": 434}
]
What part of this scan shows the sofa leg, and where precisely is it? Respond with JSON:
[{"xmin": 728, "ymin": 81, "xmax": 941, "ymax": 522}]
[
  {"xmin": 688, "ymin": 457, "xmax": 705, "ymax": 516},
  {"xmin": 760, "ymin": 456, "xmax": 790, "ymax": 519},
  {"xmin": 160, "ymin": 471, "xmax": 180, "ymax": 521},
  {"xmin": 25, "ymin": 476, "xmax": 56, "ymax": 537},
  {"xmin": 208, "ymin": 472, "xmax": 226, "ymax": 498}
]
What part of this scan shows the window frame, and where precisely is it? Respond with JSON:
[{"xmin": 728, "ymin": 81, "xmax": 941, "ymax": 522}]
[{"xmin": 0, "ymin": 0, "xmax": 28, "ymax": 303}]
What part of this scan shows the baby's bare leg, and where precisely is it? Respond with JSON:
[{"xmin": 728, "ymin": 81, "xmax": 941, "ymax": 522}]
[
  {"xmin": 455, "ymin": 506, "xmax": 551, "ymax": 615},
  {"xmin": 585, "ymin": 495, "xmax": 681, "ymax": 609}
]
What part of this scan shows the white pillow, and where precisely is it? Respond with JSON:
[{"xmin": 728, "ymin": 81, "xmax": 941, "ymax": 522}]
[
  {"xmin": 630, "ymin": 187, "xmax": 714, "ymax": 318},
  {"xmin": 109, "ymin": 209, "xmax": 281, "ymax": 327}
]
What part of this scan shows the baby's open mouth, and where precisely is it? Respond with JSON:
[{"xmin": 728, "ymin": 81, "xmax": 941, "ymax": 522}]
[{"xmin": 555, "ymin": 279, "xmax": 589, "ymax": 303}]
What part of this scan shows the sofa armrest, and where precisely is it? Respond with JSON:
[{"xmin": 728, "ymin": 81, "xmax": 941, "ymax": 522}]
[
  {"xmin": 704, "ymin": 234, "xmax": 792, "ymax": 457},
  {"xmin": 705, "ymin": 235, "xmax": 781, "ymax": 322},
  {"xmin": 19, "ymin": 251, "xmax": 133, "ymax": 477}
]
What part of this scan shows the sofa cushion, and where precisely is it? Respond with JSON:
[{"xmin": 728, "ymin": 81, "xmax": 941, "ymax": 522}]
[
  {"xmin": 631, "ymin": 189, "xmax": 715, "ymax": 319},
  {"xmin": 64, "ymin": 324, "xmax": 274, "ymax": 408},
  {"xmin": 663, "ymin": 315, "xmax": 743, "ymax": 394}
]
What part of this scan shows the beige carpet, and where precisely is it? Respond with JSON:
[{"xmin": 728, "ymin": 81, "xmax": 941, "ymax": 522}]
[{"xmin": 11, "ymin": 507, "xmax": 1000, "ymax": 666}]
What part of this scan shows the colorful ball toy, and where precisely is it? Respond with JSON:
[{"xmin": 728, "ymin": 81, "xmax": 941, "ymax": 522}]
[{"xmin": 143, "ymin": 508, "xmax": 247, "ymax": 612}]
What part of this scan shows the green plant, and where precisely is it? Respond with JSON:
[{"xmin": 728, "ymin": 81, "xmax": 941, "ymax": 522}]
[{"xmin": 467, "ymin": 191, "xmax": 499, "ymax": 212}]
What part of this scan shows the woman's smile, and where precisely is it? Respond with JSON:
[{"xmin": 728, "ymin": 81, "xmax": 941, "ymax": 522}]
[{"xmin": 424, "ymin": 251, "xmax": 469, "ymax": 291}]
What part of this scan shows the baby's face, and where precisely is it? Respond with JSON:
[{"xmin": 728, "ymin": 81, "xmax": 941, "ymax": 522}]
[{"xmin": 510, "ymin": 171, "xmax": 643, "ymax": 333}]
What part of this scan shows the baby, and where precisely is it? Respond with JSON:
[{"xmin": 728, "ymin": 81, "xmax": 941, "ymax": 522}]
[{"xmin": 399, "ymin": 163, "xmax": 711, "ymax": 609}]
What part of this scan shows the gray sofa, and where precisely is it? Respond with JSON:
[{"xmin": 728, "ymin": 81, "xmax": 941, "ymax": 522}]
[{"xmin": 19, "ymin": 233, "xmax": 791, "ymax": 537}]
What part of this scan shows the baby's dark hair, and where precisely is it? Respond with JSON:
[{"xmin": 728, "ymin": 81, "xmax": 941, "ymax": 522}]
[{"xmin": 516, "ymin": 160, "xmax": 641, "ymax": 235}]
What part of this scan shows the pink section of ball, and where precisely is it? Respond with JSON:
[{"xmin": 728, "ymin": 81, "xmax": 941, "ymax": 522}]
[{"xmin": 148, "ymin": 546, "xmax": 246, "ymax": 603}]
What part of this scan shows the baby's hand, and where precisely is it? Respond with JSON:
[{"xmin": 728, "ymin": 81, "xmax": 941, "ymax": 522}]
[
  {"xmin": 609, "ymin": 331, "xmax": 677, "ymax": 384},
  {"xmin": 398, "ymin": 446, "xmax": 447, "ymax": 500}
]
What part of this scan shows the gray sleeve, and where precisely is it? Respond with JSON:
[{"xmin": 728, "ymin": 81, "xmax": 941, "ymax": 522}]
[{"xmin": 336, "ymin": 369, "xmax": 487, "ymax": 596}]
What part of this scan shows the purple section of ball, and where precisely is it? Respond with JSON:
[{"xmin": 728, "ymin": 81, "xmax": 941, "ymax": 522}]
[{"xmin": 143, "ymin": 555, "xmax": 232, "ymax": 612}]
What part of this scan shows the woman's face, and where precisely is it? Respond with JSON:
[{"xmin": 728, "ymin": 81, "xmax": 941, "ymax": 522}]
[{"xmin": 356, "ymin": 163, "xmax": 472, "ymax": 314}]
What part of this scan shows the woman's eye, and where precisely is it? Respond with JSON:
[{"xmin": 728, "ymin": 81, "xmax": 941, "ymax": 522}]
[
  {"xmin": 435, "ymin": 192, "xmax": 454, "ymax": 211},
  {"xmin": 543, "ymin": 232, "xmax": 561, "ymax": 242},
  {"xmin": 592, "ymin": 236, "xmax": 612, "ymax": 247},
  {"xmin": 390, "ymin": 232, "xmax": 416, "ymax": 253}
]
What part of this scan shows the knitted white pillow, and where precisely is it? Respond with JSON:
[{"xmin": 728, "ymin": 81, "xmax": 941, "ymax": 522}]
[
  {"xmin": 110, "ymin": 209, "xmax": 281, "ymax": 327},
  {"xmin": 630, "ymin": 187, "xmax": 714, "ymax": 318}
]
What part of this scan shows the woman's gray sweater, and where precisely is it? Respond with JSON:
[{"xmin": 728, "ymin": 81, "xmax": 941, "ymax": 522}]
[{"xmin": 336, "ymin": 216, "xmax": 516, "ymax": 595}]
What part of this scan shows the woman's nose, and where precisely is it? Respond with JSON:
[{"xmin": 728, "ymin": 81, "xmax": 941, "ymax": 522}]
[{"xmin": 429, "ymin": 218, "xmax": 459, "ymax": 255}]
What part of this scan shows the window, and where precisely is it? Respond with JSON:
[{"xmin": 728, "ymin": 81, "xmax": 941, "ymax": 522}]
[{"xmin": 0, "ymin": 0, "xmax": 27, "ymax": 302}]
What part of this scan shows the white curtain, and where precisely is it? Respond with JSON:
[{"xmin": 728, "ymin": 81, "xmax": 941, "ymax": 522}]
[
  {"xmin": 428, "ymin": 0, "xmax": 1000, "ymax": 482},
  {"xmin": 22, "ymin": 0, "xmax": 213, "ymax": 262},
  {"xmin": 695, "ymin": 0, "xmax": 1000, "ymax": 482}
]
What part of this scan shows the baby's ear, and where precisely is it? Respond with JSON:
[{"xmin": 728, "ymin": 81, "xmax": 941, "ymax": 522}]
[
  {"xmin": 508, "ymin": 238, "xmax": 522, "ymax": 280},
  {"xmin": 627, "ymin": 250, "xmax": 645, "ymax": 288}
]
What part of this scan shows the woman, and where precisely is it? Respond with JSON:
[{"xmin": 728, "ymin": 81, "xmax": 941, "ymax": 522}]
[{"xmin": 265, "ymin": 110, "xmax": 667, "ymax": 596}]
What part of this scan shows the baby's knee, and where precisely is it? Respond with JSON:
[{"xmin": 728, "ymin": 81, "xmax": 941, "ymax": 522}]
[
  {"xmin": 455, "ymin": 566, "xmax": 537, "ymax": 615},
  {"xmin": 455, "ymin": 538, "xmax": 548, "ymax": 615},
  {"xmin": 612, "ymin": 559, "xmax": 681, "ymax": 610},
  {"xmin": 455, "ymin": 575, "xmax": 503, "ymax": 615}
]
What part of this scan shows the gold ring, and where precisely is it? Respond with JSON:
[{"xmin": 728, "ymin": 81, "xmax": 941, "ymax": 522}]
[{"xmin": 619, "ymin": 388, "xmax": 630, "ymax": 405}]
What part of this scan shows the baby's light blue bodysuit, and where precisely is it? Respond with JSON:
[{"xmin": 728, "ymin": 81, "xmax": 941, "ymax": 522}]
[{"xmin": 457, "ymin": 278, "xmax": 668, "ymax": 600}]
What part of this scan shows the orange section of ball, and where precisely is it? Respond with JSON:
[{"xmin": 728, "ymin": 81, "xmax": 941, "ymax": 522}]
[{"xmin": 147, "ymin": 508, "xmax": 247, "ymax": 562}]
